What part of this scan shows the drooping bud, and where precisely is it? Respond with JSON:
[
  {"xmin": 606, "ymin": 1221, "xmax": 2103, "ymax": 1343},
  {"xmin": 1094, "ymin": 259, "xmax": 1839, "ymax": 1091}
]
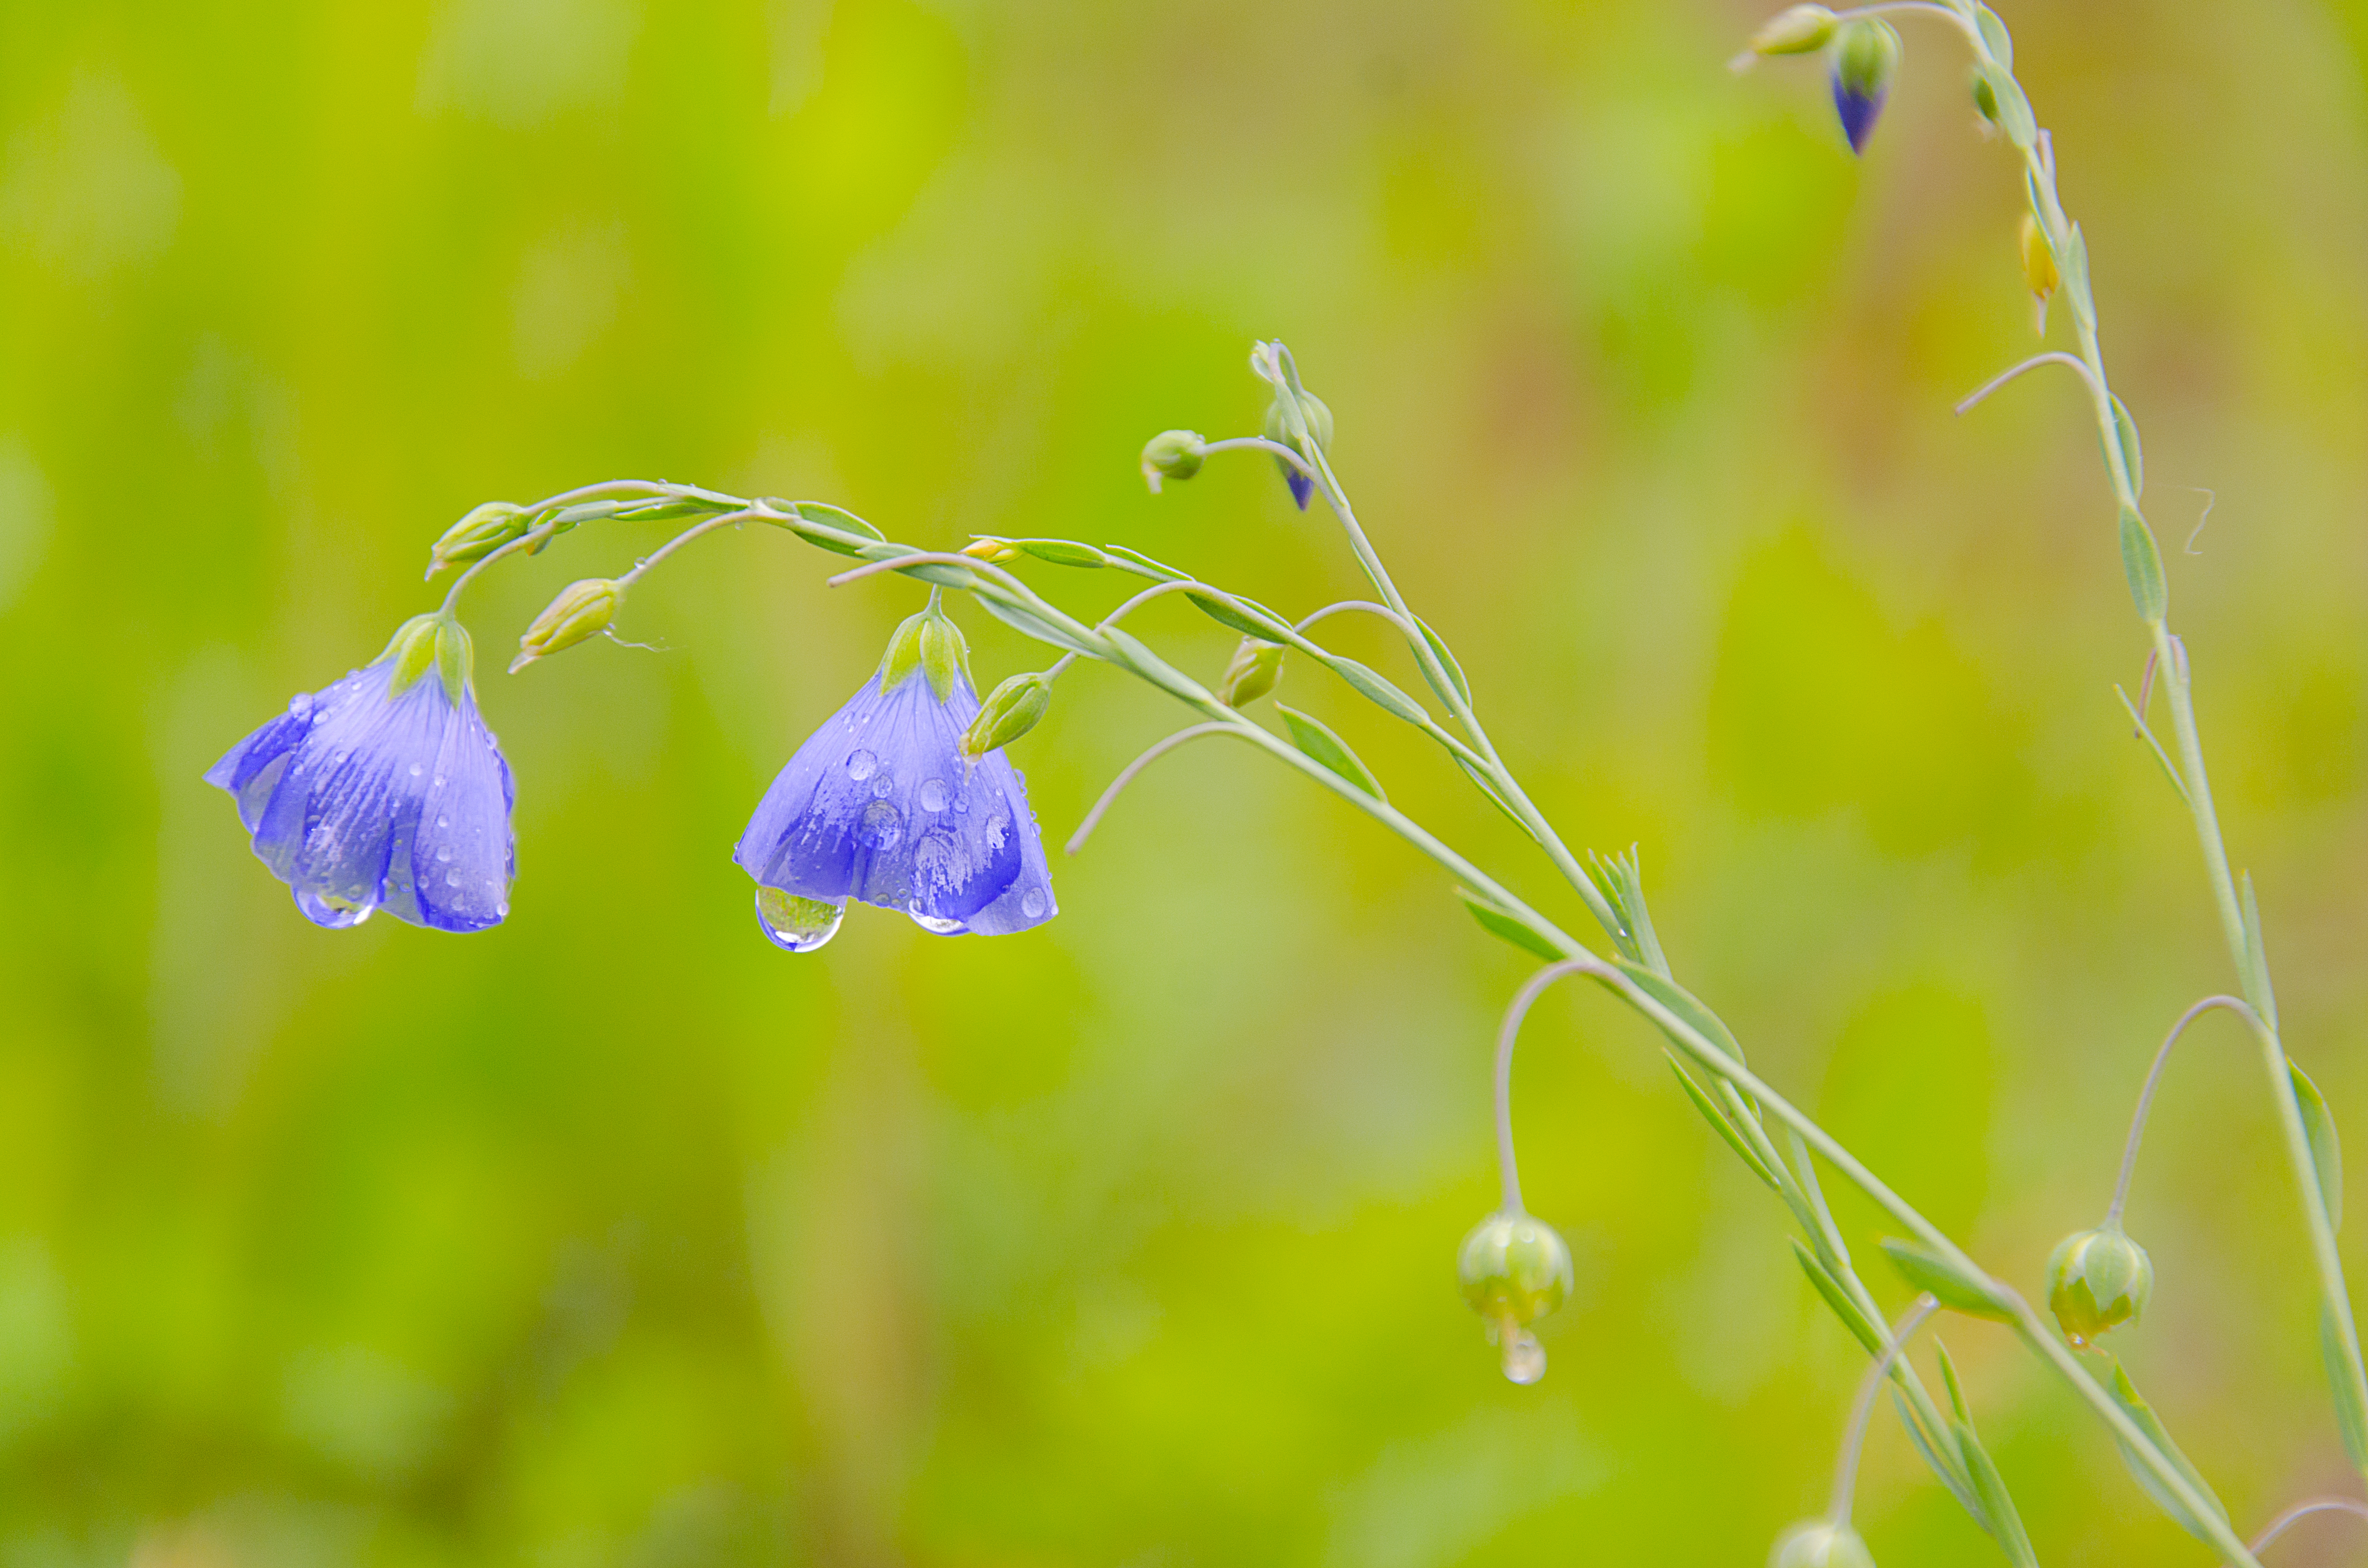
[
  {"xmin": 1217, "ymin": 637, "xmax": 1285, "ymax": 708},
  {"xmin": 962, "ymin": 672, "xmax": 1052, "ymax": 758},
  {"xmin": 1457, "ymin": 1210, "xmax": 1574, "ymax": 1385},
  {"xmin": 1771, "ymin": 1521, "xmax": 1876, "ymax": 1568},
  {"xmin": 510, "ymin": 578, "xmax": 623, "ymax": 674},
  {"xmin": 427, "ymin": 502, "xmax": 531, "ymax": 578},
  {"xmin": 2019, "ymin": 213, "xmax": 2060, "ymax": 333},
  {"xmin": 1829, "ymin": 18, "xmax": 1902, "ymax": 156},
  {"xmin": 1139, "ymin": 430, "xmax": 1206, "ymax": 494},
  {"xmin": 1262, "ymin": 389, "xmax": 1333, "ymax": 510},
  {"xmin": 381, "ymin": 612, "xmax": 475, "ymax": 700},
  {"xmin": 962, "ymin": 537, "xmax": 1023, "ymax": 563},
  {"xmin": 1742, "ymin": 5, "xmax": 1837, "ymax": 62},
  {"xmin": 2047, "ymin": 1225, "xmax": 2153, "ymax": 1348}
]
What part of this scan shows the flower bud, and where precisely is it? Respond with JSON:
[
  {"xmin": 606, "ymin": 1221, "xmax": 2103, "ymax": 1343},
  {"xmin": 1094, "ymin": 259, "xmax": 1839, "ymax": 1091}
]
[
  {"xmin": 962, "ymin": 672, "xmax": 1052, "ymax": 759},
  {"xmin": 1139, "ymin": 430, "xmax": 1206, "ymax": 494},
  {"xmin": 427, "ymin": 501, "xmax": 531, "ymax": 577},
  {"xmin": 962, "ymin": 537, "xmax": 1023, "ymax": 562},
  {"xmin": 1746, "ymin": 5, "xmax": 1837, "ymax": 59},
  {"xmin": 1771, "ymin": 1521, "xmax": 1876, "ymax": 1568},
  {"xmin": 1218, "ymin": 637, "xmax": 1285, "ymax": 708},
  {"xmin": 1458, "ymin": 1209, "xmax": 1573, "ymax": 1384},
  {"xmin": 1262, "ymin": 389, "xmax": 1333, "ymax": 510},
  {"xmin": 1829, "ymin": 18, "xmax": 1902, "ymax": 156},
  {"xmin": 1970, "ymin": 64, "xmax": 2001, "ymax": 125},
  {"xmin": 2046, "ymin": 1225, "xmax": 2153, "ymax": 1348},
  {"xmin": 382, "ymin": 612, "xmax": 474, "ymax": 700},
  {"xmin": 510, "ymin": 578, "xmax": 622, "ymax": 674}
]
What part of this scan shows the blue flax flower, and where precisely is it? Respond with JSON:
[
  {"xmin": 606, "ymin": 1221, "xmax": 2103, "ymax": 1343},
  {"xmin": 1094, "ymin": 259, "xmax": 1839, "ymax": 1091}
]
[
  {"xmin": 206, "ymin": 614, "xmax": 515, "ymax": 931},
  {"xmin": 735, "ymin": 601, "xmax": 1056, "ymax": 950}
]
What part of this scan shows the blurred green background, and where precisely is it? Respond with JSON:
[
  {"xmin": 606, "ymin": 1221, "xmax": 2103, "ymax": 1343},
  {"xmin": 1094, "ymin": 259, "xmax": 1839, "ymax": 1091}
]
[{"xmin": 6, "ymin": 0, "xmax": 2368, "ymax": 1562}]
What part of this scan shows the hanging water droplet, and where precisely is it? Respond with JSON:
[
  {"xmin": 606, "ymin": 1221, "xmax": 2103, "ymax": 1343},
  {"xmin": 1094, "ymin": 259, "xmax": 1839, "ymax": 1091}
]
[
  {"xmin": 919, "ymin": 778, "xmax": 949, "ymax": 812},
  {"xmin": 1499, "ymin": 1331, "xmax": 1546, "ymax": 1385},
  {"xmin": 847, "ymin": 749, "xmax": 878, "ymax": 781},
  {"xmin": 908, "ymin": 909, "xmax": 966, "ymax": 935},
  {"xmin": 495, "ymin": 902, "xmax": 509, "ymax": 918},
  {"xmin": 1021, "ymin": 888, "xmax": 1046, "ymax": 919},
  {"xmin": 756, "ymin": 887, "xmax": 844, "ymax": 952}
]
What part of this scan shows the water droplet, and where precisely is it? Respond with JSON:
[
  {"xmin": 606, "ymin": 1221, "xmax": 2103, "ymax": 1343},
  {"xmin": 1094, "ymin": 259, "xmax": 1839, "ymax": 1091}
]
[
  {"xmin": 756, "ymin": 887, "xmax": 844, "ymax": 953},
  {"xmin": 436, "ymin": 815, "xmax": 450, "ymax": 829},
  {"xmin": 847, "ymin": 749, "xmax": 878, "ymax": 782},
  {"xmin": 445, "ymin": 870, "xmax": 462, "ymax": 887},
  {"xmin": 858, "ymin": 798, "xmax": 902, "ymax": 850},
  {"xmin": 1021, "ymin": 888, "xmax": 1046, "ymax": 919},
  {"xmin": 919, "ymin": 778, "xmax": 949, "ymax": 812},
  {"xmin": 288, "ymin": 693, "xmax": 314, "ymax": 719},
  {"xmin": 908, "ymin": 909, "xmax": 966, "ymax": 935},
  {"xmin": 953, "ymin": 794, "xmax": 970, "ymax": 813},
  {"xmin": 435, "ymin": 846, "xmax": 453, "ymax": 863},
  {"xmin": 1499, "ymin": 1332, "xmax": 1546, "ymax": 1385},
  {"xmin": 432, "ymin": 774, "xmax": 446, "ymax": 787},
  {"xmin": 495, "ymin": 902, "xmax": 509, "ymax": 918},
  {"xmin": 408, "ymin": 764, "xmax": 422, "ymax": 778},
  {"xmin": 870, "ymin": 772, "xmax": 895, "ymax": 799},
  {"xmin": 985, "ymin": 812, "xmax": 1009, "ymax": 851}
]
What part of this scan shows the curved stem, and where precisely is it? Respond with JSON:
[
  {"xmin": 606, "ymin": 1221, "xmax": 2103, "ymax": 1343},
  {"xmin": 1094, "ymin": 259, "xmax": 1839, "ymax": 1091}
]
[
  {"xmin": 1830, "ymin": 1296, "xmax": 1941, "ymax": 1525},
  {"xmin": 437, "ymin": 517, "xmax": 563, "ymax": 616},
  {"xmin": 2106, "ymin": 994, "xmax": 2258, "ymax": 1226},
  {"xmin": 2251, "ymin": 1498, "xmax": 2368, "ymax": 1555},
  {"xmin": 613, "ymin": 510, "xmax": 758, "ymax": 589},
  {"xmin": 1194, "ymin": 434, "xmax": 1320, "ymax": 482},
  {"xmin": 1066, "ymin": 723, "xmax": 1252, "ymax": 855},
  {"xmin": 1494, "ymin": 960, "xmax": 1600, "ymax": 1213},
  {"xmin": 1294, "ymin": 599, "xmax": 1421, "ymax": 638},
  {"xmin": 1954, "ymin": 352, "xmax": 2106, "ymax": 417}
]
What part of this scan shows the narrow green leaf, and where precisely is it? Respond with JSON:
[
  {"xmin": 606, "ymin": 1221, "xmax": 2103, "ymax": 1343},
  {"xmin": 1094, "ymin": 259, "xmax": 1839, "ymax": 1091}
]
[
  {"xmin": 610, "ymin": 498, "xmax": 710, "ymax": 522},
  {"xmin": 1276, "ymin": 705, "xmax": 1384, "ymax": 799},
  {"xmin": 1670, "ymin": 1059, "xmax": 1781, "ymax": 1189},
  {"xmin": 1959, "ymin": 1423, "xmax": 2040, "ymax": 1567},
  {"xmin": 1413, "ymin": 615, "xmax": 1473, "ymax": 708},
  {"xmin": 1789, "ymin": 1131, "xmax": 1852, "ymax": 1273},
  {"xmin": 2243, "ymin": 870, "xmax": 2281, "ymax": 1033},
  {"xmin": 1453, "ymin": 755, "xmax": 1539, "ymax": 840},
  {"xmin": 2109, "ymin": 396, "xmax": 2146, "ymax": 500},
  {"xmin": 2118, "ymin": 506, "xmax": 2167, "ymax": 623},
  {"xmin": 2292, "ymin": 1060, "xmax": 2342, "ymax": 1231},
  {"xmin": 1612, "ymin": 958, "xmax": 1750, "ymax": 1068},
  {"xmin": 2115, "ymin": 684, "xmax": 2191, "ymax": 803},
  {"xmin": 1186, "ymin": 590, "xmax": 1288, "ymax": 638},
  {"xmin": 1011, "ymin": 538, "xmax": 1111, "ymax": 568},
  {"xmin": 2060, "ymin": 223, "xmax": 2095, "ymax": 330},
  {"xmin": 1899, "ymin": 1394, "xmax": 1991, "ymax": 1535},
  {"xmin": 2108, "ymin": 1358, "xmax": 2231, "ymax": 1541},
  {"xmin": 1104, "ymin": 544, "xmax": 1190, "ymax": 581},
  {"xmin": 1455, "ymin": 889, "xmax": 1561, "ymax": 962},
  {"xmin": 1936, "ymin": 1339, "xmax": 1975, "ymax": 1427},
  {"xmin": 2322, "ymin": 1307, "xmax": 2368, "ymax": 1470},
  {"xmin": 1325, "ymin": 657, "xmax": 1430, "ymax": 724},
  {"xmin": 1976, "ymin": 62, "xmax": 2036, "ymax": 148},
  {"xmin": 1974, "ymin": 3, "xmax": 2012, "ymax": 66},
  {"xmin": 1879, "ymin": 1239, "xmax": 2015, "ymax": 1319},
  {"xmin": 1792, "ymin": 1239, "xmax": 1885, "ymax": 1355},
  {"xmin": 973, "ymin": 592, "xmax": 1103, "ymax": 658},
  {"xmin": 794, "ymin": 501, "xmax": 886, "ymax": 541}
]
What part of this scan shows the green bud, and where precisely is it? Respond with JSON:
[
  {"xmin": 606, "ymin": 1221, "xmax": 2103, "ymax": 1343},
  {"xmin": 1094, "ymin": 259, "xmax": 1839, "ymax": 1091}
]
[
  {"xmin": 1834, "ymin": 16, "xmax": 1902, "ymax": 102},
  {"xmin": 962, "ymin": 537, "xmax": 1023, "ymax": 562},
  {"xmin": 1771, "ymin": 1521, "xmax": 1876, "ymax": 1568},
  {"xmin": 510, "ymin": 578, "xmax": 623, "ymax": 674},
  {"xmin": 882, "ymin": 600, "xmax": 972, "ymax": 700},
  {"xmin": 427, "ymin": 501, "xmax": 530, "ymax": 577},
  {"xmin": 1139, "ymin": 429, "xmax": 1206, "ymax": 493},
  {"xmin": 1458, "ymin": 1210, "xmax": 1573, "ymax": 1384},
  {"xmin": 1971, "ymin": 64, "xmax": 2001, "ymax": 124},
  {"xmin": 1747, "ymin": 4, "xmax": 1838, "ymax": 58},
  {"xmin": 2047, "ymin": 1225, "xmax": 2153, "ymax": 1348},
  {"xmin": 962, "ymin": 672, "xmax": 1052, "ymax": 758},
  {"xmin": 1217, "ymin": 637, "xmax": 1285, "ymax": 708},
  {"xmin": 381, "ymin": 612, "xmax": 473, "ymax": 701}
]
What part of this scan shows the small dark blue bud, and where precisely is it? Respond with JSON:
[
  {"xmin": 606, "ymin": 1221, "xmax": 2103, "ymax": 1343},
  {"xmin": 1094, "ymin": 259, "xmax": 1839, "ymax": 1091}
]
[
  {"xmin": 1262, "ymin": 388, "xmax": 1333, "ymax": 511},
  {"xmin": 1829, "ymin": 18, "xmax": 1901, "ymax": 155}
]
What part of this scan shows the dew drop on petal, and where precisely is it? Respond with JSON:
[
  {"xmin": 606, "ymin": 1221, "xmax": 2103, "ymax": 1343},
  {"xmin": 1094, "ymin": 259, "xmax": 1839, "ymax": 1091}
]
[
  {"xmin": 435, "ymin": 846, "xmax": 453, "ymax": 863},
  {"xmin": 445, "ymin": 870, "xmax": 462, "ymax": 887},
  {"xmin": 1499, "ymin": 1332, "xmax": 1546, "ymax": 1385},
  {"xmin": 953, "ymin": 794, "xmax": 970, "ymax": 813},
  {"xmin": 919, "ymin": 778, "xmax": 949, "ymax": 812},
  {"xmin": 985, "ymin": 812, "xmax": 1009, "ymax": 851},
  {"xmin": 432, "ymin": 774, "xmax": 446, "ymax": 787},
  {"xmin": 871, "ymin": 773, "xmax": 895, "ymax": 799},
  {"xmin": 1021, "ymin": 888, "xmax": 1046, "ymax": 919},
  {"xmin": 908, "ymin": 909, "xmax": 966, "ymax": 934},
  {"xmin": 409, "ymin": 764, "xmax": 423, "ymax": 778},
  {"xmin": 436, "ymin": 815, "xmax": 450, "ymax": 829},
  {"xmin": 496, "ymin": 902, "xmax": 509, "ymax": 918},
  {"xmin": 756, "ymin": 887, "xmax": 844, "ymax": 953},
  {"xmin": 847, "ymin": 749, "xmax": 878, "ymax": 782},
  {"xmin": 288, "ymin": 693, "xmax": 314, "ymax": 719},
  {"xmin": 858, "ymin": 798, "xmax": 903, "ymax": 851}
]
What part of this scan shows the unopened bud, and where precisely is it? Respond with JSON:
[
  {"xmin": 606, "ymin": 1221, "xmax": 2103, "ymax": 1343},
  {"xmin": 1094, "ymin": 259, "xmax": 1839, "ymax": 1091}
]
[
  {"xmin": 2047, "ymin": 1225, "xmax": 2153, "ymax": 1348},
  {"xmin": 511, "ymin": 578, "xmax": 622, "ymax": 674},
  {"xmin": 428, "ymin": 501, "xmax": 530, "ymax": 577},
  {"xmin": 1830, "ymin": 18, "xmax": 1902, "ymax": 156},
  {"xmin": 1458, "ymin": 1210, "xmax": 1573, "ymax": 1384},
  {"xmin": 1217, "ymin": 637, "xmax": 1284, "ymax": 708},
  {"xmin": 962, "ymin": 672, "xmax": 1052, "ymax": 758},
  {"xmin": 962, "ymin": 537, "xmax": 1023, "ymax": 562},
  {"xmin": 1771, "ymin": 1521, "xmax": 1876, "ymax": 1568},
  {"xmin": 1139, "ymin": 430, "xmax": 1206, "ymax": 494},
  {"xmin": 1971, "ymin": 64, "xmax": 2001, "ymax": 125},
  {"xmin": 2020, "ymin": 214, "xmax": 2060, "ymax": 299},
  {"xmin": 1745, "ymin": 5, "xmax": 1837, "ymax": 60},
  {"xmin": 1262, "ymin": 389, "xmax": 1334, "ymax": 510}
]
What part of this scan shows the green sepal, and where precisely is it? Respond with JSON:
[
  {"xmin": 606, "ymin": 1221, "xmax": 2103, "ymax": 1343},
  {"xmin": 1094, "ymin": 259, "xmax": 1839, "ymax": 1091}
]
[
  {"xmin": 2118, "ymin": 506, "xmax": 2168, "ymax": 623},
  {"xmin": 1878, "ymin": 1239, "xmax": 2015, "ymax": 1319},
  {"xmin": 1455, "ymin": 888, "xmax": 1562, "ymax": 961},
  {"xmin": 919, "ymin": 612, "xmax": 971, "ymax": 700},
  {"xmin": 381, "ymin": 614, "xmax": 472, "ymax": 702},
  {"xmin": 2106, "ymin": 1358, "xmax": 2230, "ymax": 1541},
  {"xmin": 1670, "ymin": 1060, "xmax": 1780, "ymax": 1189},
  {"xmin": 2291, "ymin": 1059, "xmax": 2342, "ymax": 1230},
  {"xmin": 1276, "ymin": 705, "xmax": 1383, "ymax": 799}
]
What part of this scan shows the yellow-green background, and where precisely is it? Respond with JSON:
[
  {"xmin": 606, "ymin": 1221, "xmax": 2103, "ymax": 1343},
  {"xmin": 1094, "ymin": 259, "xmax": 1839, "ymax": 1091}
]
[{"xmin": 5, "ymin": 0, "xmax": 2368, "ymax": 1561}]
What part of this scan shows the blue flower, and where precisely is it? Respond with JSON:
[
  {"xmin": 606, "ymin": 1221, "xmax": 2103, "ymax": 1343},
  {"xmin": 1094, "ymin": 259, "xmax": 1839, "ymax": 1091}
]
[
  {"xmin": 735, "ymin": 603, "xmax": 1057, "ymax": 949},
  {"xmin": 1829, "ymin": 18, "xmax": 1901, "ymax": 157},
  {"xmin": 205, "ymin": 614, "xmax": 515, "ymax": 931}
]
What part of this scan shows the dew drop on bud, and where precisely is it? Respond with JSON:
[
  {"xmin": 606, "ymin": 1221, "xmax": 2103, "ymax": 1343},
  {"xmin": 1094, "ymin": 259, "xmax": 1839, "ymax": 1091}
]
[{"xmin": 1499, "ymin": 1331, "xmax": 1546, "ymax": 1385}]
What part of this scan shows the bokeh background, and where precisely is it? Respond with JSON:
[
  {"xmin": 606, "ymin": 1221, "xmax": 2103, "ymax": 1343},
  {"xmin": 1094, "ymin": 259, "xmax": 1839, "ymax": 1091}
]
[{"xmin": 6, "ymin": 0, "xmax": 2368, "ymax": 1562}]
